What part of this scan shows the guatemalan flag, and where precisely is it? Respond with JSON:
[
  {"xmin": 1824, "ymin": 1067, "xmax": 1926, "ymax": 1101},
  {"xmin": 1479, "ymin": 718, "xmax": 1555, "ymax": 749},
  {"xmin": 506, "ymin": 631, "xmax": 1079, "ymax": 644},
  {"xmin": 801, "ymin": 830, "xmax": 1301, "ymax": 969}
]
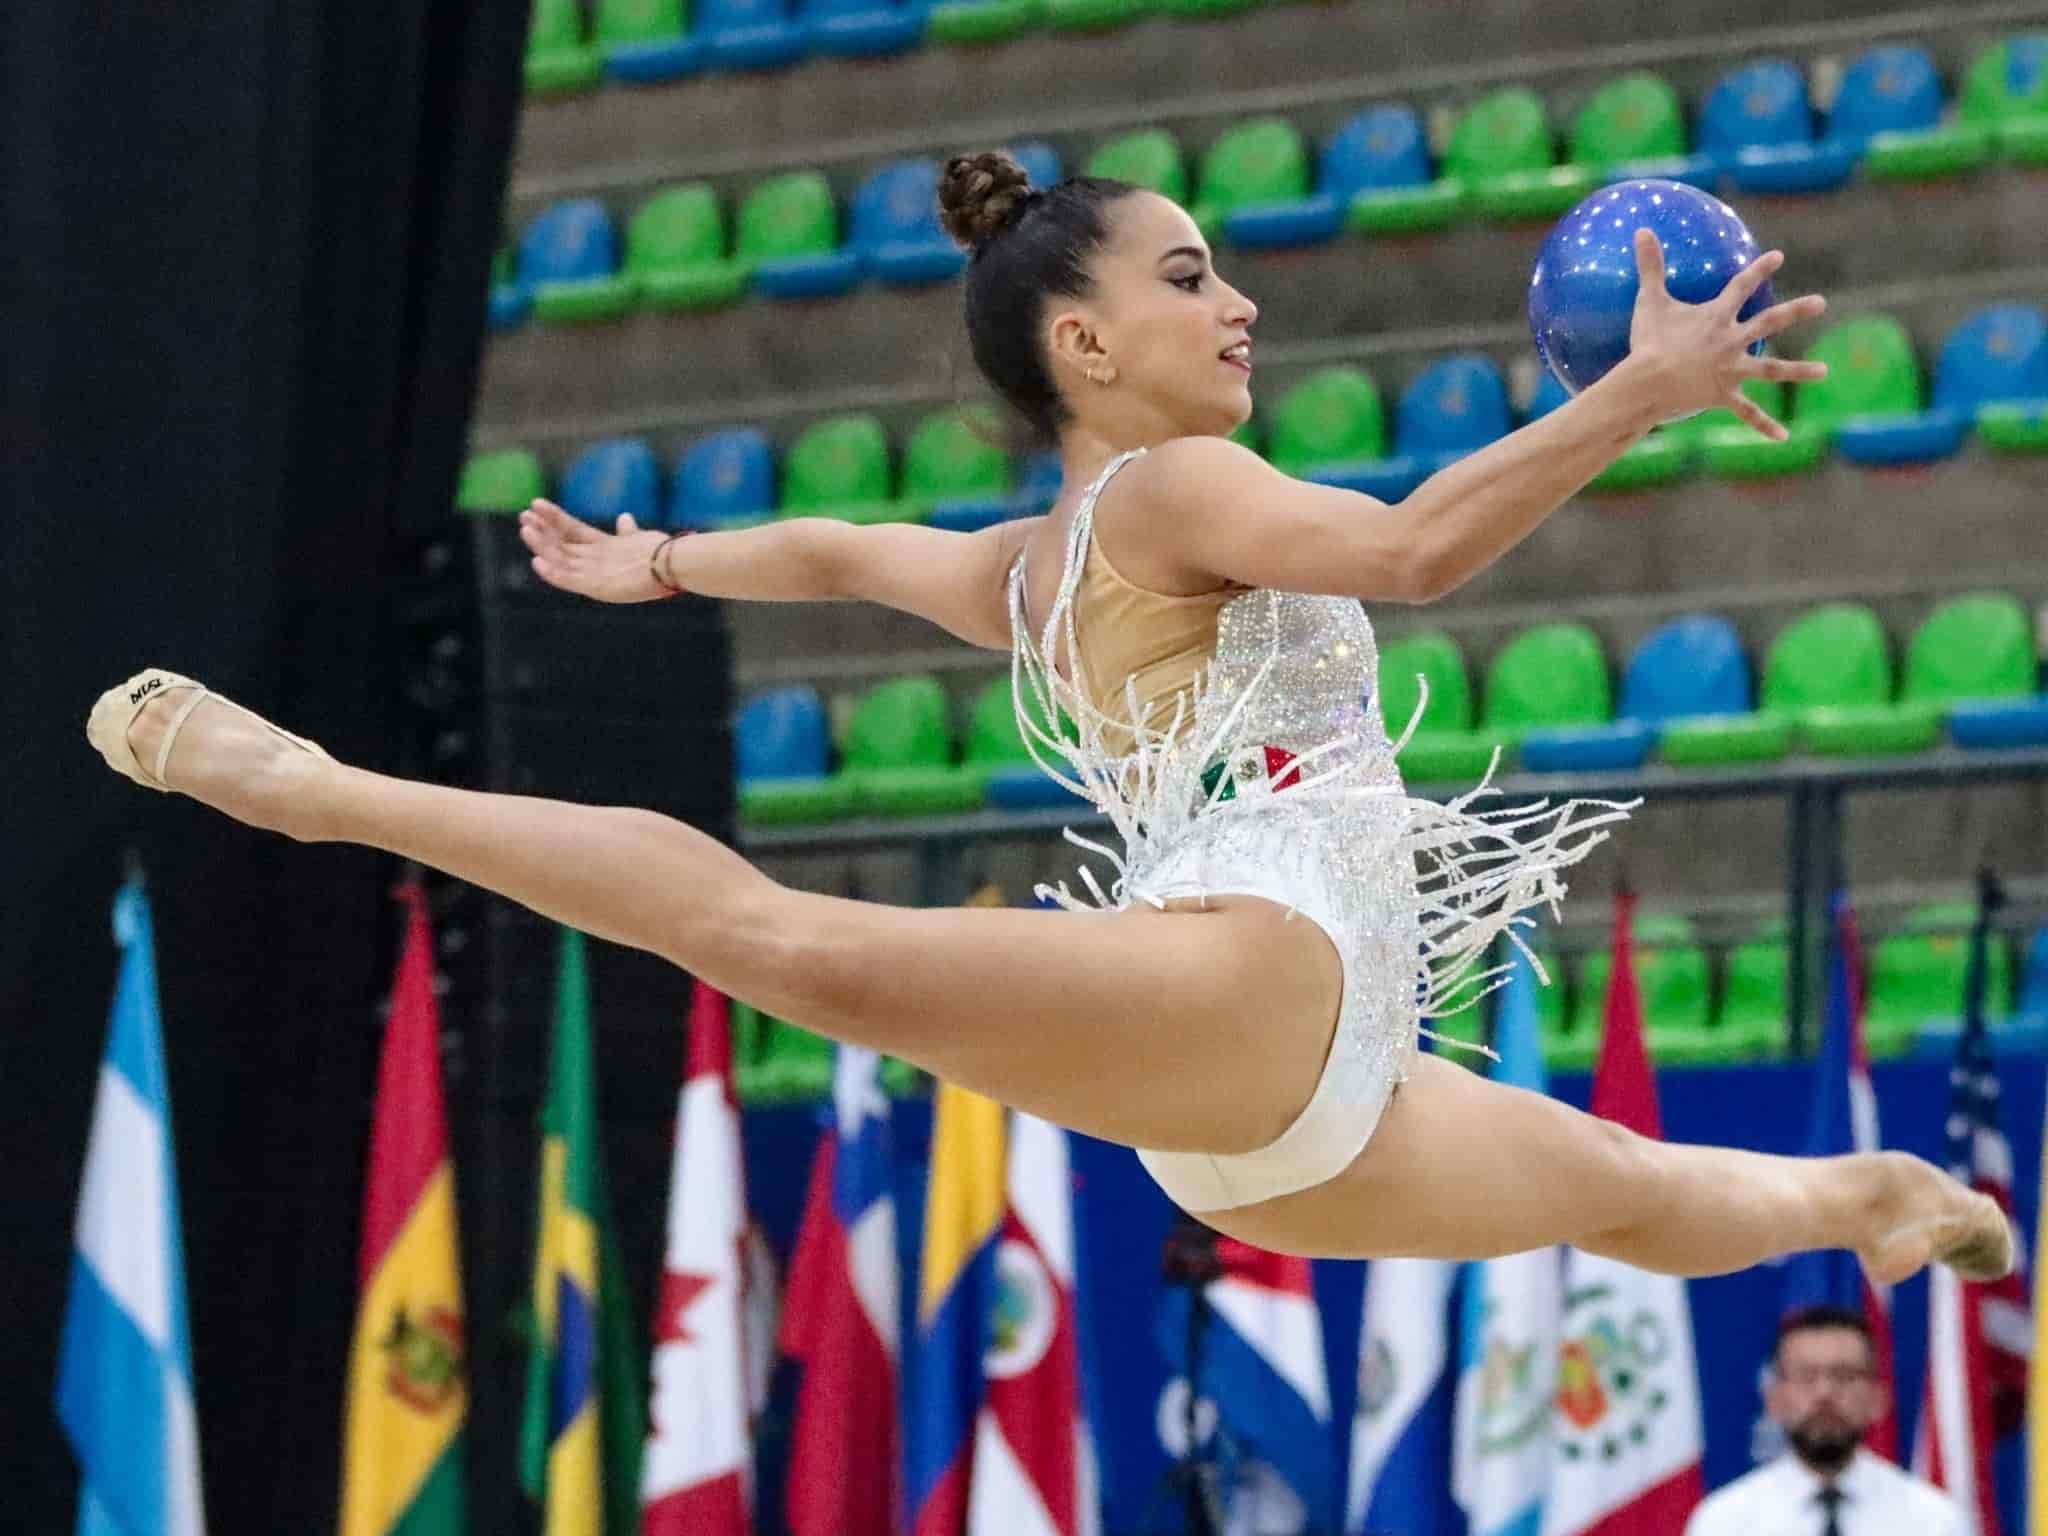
[
  {"xmin": 780, "ymin": 1045, "xmax": 901, "ymax": 1536},
  {"xmin": 1914, "ymin": 880, "xmax": 2030, "ymax": 1536},
  {"xmin": 1454, "ymin": 945, "xmax": 1558, "ymax": 1536},
  {"xmin": 1348, "ymin": 1256, "xmax": 1462, "ymax": 1536},
  {"xmin": 1541, "ymin": 891, "xmax": 1704, "ymax": 1536},
  {"xmin": 641, "ymin": 982, "xmax": 755, "ymax": 1536},
  {"xmin": 1776, "ymin": 894, "xmax": 1899, "ymax": 1459},
  {"xmin": 1159, "ymin": 1237, "xmax": 1337, "ymax": 1532},
  {"xmin": 55, "ymin": 873, "xmax": 207, "ymax": 1536},
  {"xmin": 968, "ymin": 1112, "xmax": 1100, "ymax": 1536}
]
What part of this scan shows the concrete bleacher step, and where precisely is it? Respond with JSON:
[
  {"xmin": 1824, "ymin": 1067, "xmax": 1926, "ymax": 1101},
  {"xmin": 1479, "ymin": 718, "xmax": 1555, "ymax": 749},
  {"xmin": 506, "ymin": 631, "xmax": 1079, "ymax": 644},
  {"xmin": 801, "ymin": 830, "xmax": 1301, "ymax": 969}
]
[{"xmin": 508, "ymin": 0, "xmax": 2001, "ymax": 195}]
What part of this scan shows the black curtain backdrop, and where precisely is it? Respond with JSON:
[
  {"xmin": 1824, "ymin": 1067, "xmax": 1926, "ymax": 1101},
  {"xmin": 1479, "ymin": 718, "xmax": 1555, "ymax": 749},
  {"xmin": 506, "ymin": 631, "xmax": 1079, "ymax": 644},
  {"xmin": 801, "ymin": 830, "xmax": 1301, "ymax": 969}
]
[{"xmin": 3, "ymin": 2, "xmax": 528, "ymax": 1530}]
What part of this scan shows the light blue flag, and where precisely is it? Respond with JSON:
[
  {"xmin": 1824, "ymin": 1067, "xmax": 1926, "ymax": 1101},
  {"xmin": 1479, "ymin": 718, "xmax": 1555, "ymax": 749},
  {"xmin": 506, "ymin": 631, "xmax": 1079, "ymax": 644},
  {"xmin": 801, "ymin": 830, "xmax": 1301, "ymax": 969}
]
[
  {"xmin": 55, "ymin": 875, "xmax": 207, "ymax": 1536},
  {"xmin": 1347, "ymin": 1256, "xmax": 1465, "ymax": 1536},
  {"xmin": 1452, "ymin": 945, "xmax": 1559, "ymax": 1536}
]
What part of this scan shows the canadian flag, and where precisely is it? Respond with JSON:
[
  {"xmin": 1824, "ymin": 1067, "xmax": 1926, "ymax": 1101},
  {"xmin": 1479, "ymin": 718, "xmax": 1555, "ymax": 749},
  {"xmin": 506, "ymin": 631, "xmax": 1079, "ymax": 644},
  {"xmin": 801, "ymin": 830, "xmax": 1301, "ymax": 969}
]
[
  {"xmin": 641, "ymin": 982, "xmax": 756, "ymax": 1536},
  {"xmin": 967, "ymin": 1111, "xmax": 1100, "ymax": 1536}
]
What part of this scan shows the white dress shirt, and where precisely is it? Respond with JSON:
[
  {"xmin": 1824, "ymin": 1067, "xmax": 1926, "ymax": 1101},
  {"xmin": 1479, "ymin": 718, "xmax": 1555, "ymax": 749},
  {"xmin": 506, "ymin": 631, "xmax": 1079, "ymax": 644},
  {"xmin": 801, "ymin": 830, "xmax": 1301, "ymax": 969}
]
[{"xmin": 1684, "ymin": 1450, "xmax": 1967, "ymax": 1536}]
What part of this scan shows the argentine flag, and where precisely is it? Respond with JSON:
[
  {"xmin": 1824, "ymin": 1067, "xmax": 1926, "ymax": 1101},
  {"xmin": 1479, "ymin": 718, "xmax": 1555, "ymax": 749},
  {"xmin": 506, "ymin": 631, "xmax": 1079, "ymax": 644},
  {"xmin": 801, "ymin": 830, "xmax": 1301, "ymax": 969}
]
[
  {"xmin": 55, "ymin": 875, "xmax": 206, "ymax": 1536},
  {"xmin": 1452, "ymin": 947, "xmax": 1558, "ymax": 1536}
]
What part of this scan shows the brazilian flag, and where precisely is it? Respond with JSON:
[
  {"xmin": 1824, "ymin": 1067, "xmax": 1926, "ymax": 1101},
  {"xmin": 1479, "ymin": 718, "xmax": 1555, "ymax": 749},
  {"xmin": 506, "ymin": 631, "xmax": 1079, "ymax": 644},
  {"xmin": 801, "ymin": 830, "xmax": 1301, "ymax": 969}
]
[{"xmin": 519, "ymin": 927, "xmax": 645, "ymax": 1536}]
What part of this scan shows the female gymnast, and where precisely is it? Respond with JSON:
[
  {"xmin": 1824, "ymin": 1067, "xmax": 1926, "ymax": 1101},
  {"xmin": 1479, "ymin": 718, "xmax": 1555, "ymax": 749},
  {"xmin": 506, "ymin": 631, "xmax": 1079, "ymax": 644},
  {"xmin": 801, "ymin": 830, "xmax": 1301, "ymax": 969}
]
[{"xmin": 88, "ymin": 151, "xmax": 2011, "ymax": 1284}]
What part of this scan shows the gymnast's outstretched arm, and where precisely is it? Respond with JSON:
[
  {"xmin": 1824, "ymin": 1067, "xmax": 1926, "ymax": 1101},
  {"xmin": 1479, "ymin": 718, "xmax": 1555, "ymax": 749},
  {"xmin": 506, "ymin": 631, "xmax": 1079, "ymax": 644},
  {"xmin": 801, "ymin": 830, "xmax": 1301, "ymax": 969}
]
[{"xmin": 517, "ymin": 503, "xmax": 1037, "ymax": 649}]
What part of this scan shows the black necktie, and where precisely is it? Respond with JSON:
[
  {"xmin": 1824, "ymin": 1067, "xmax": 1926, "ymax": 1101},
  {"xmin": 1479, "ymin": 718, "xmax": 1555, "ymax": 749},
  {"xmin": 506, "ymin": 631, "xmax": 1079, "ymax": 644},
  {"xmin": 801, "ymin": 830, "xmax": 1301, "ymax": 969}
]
[{"xmin": 1817, "ymin": 1485, "xmax": 1845, "ymax": 1536}]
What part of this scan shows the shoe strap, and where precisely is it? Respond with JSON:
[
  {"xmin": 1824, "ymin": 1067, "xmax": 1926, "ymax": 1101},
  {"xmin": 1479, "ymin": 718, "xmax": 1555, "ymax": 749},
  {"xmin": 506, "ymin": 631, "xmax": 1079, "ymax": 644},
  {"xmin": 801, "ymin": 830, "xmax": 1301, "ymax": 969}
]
[{"xmin": 154, "ymin": 686, "xmax": 213, "ymax": 788}]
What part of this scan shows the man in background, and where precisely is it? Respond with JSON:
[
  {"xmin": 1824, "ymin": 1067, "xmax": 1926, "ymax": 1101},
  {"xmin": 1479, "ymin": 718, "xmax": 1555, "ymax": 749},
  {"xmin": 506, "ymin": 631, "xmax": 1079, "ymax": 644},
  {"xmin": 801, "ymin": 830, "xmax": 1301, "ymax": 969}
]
[{"xmin": 1685, "ymin": 1306, "xmax": 1963, "ymax": 1536}]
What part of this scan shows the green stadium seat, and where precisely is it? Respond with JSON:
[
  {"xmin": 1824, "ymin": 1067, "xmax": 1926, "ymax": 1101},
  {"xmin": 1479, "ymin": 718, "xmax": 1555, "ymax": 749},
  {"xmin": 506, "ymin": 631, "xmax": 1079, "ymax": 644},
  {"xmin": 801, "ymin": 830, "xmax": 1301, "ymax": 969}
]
[
  {"xmin": 598, "ymin": 0, "xmax": 703, "ymax": 80},
  {"xmin": 843, "ymin": 675, "xmax": 986, "ymax": 816},
  {"xmin": 1715, "ymin": 925, "xmax": 1790, "ymax": 1060},
  {"xmin": 1570, "ymin": 914, "xmax": 1712, "ymax": 1057},
  {"xmin": 1043, "ymin": 0, "xmax": 1148, "ymax": 34},
  {"xmin": 1481, "ymin": 623, "xmax": 1611, "ymax": 761},
  {"xmin": 1761, "ymin": 603, "xmax": 1939, "ymax": 756},
  {"xmin": 1085, "ymin": 130, "xmax": 1191, "ymax": 202},
  {"xmin": 1157, "ymin": 0, "xmax": 1256, "ymax": 21},
  {"xmin": 1866, "ymin": 902, "xmax": 2014, "ymax": 1054},
  {"xmin": 1228, "ymin": 418, "xmax": 1263, "ymax": 455},
  {"xmin": 1450, "ymin": 88, "xmax": 1595, "ymax": 222},
  {"xmin": 1803, "ymin": 317, "xmax": 1924, "ymax": 426},
  {"xmin": 737, "ymin": 173, "xmax": 861, "ymax": 300},
  {"xmin": 1377, "ymin": 631, "xmax": 1498, "ymax": 782},
  {"xmin": 526, "ymin": 0, "xmax": 604, "ymax": 93},
  {"xmin": 1961, "ymin": 36, "xmax": 2048, "ymax": 163},
  {"xmin": 900, "ymin": 407, "xmax": 1011, "ymax": 525},
  {"xmin": 457, "ymin": 448, "xmax": 546, "ymax": 515},
  {"xmin": 1692, "ymin": 377, "xmax": 1829, "ymax": 480},
  {"xmin": 1538, "ymin": 948, "xmax": 1604, "ymax": 1073},
  {"xmin": 628, "ymin": 184, "xmax": 746, "ymax": 311},
  {"xmin": 926, "ymin": 0, "xmax": 1042, "ymax": 44},
  {"xmin": 733, "ymin": 1001, "xmax": 919, "ymax": 1103},
  {"xmin": 1903, "ymin": 592, "xmax": 2038, "ymax": 712},
  {"xmin": 1190, "ymin": 119, "xmax": 1312, "ymax": 243},
  {"xmin": 1570, "ymin": 71, "xmax": 1715, "ymax": 186},
  {"xmin": 1267, "ymin": 367, "xmax": 1387, "ymax": 486},
  {"xmin": 780, "ymin": 415, "xmax": 910, "ymax": 525}
]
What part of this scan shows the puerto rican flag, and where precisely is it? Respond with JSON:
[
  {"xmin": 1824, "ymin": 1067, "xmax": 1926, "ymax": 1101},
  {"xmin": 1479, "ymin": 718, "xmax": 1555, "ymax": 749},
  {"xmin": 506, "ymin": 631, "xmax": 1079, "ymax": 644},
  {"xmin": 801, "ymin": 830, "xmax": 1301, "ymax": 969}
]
[
  {"xmin": 643, "ymin": 982, "xmax": 756, "ymax": 1536},
  {"xmin": 1914, "ymin": 888, "xmax": 2029, "ymax": 1536},
  {"xmin": 1542, "ymin": 891, "xmax": 1705, "ymax": 1536},
  {"xmin": 780, "ymin": 1045, "xmax": 901, "ymax": 1536},
  {"xmin": 1777, "ymin": 895, "xmax": 1899, "ymax": 1459},
  {"xmin": 967, "ymin": 1112, "xmax": 1100, "ymax": 1536},
  {"xmin": 1159, "ymin": 1237, "xmax": 1336, "ymax": 1532}
]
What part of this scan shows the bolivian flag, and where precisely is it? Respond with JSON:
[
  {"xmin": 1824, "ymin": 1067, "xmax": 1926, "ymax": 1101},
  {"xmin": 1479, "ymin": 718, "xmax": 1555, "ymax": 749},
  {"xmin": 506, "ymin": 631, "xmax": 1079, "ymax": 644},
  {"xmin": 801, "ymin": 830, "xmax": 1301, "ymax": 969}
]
[
  {"xmin": 340, "ymin": 883, "xmax": 467, "ymax": 1536},
  {"xmin": 519, "ymin": 927, "xmax": 645, "ymax": 1536}
]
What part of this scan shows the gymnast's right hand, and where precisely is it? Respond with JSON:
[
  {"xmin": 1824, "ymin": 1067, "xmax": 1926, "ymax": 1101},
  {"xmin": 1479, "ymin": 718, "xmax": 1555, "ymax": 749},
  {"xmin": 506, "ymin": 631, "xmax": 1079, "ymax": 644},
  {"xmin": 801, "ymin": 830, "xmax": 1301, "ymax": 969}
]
[{"xmin": 518, "ymin": 499, "xmax": 674, "ymax": 603}]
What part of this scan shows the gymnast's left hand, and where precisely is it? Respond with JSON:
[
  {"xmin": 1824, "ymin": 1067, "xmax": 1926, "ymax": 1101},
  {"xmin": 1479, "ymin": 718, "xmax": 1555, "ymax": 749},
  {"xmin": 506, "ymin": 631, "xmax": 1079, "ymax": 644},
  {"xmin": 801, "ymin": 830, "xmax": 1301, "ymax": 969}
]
[{"xmin": 518, "ymin": 500, "xmax": 674, "ymax": 603}]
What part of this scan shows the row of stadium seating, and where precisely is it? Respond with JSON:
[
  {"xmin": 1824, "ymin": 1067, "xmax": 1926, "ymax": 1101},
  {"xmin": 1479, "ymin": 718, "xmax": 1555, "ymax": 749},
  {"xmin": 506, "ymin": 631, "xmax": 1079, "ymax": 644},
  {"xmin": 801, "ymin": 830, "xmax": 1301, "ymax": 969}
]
[
  {"xmin": 727, "ymin": 590, "xmax": 2048, "ymax": 827},
  {"xmin": 491, "ymin": 41, "xmax": 2048, "ymax": 327},
  {"xmin": 526, "ymin": 0, "xmax": 1307, "ymax": 91},
  {"xmin": 729, "ymin": 908, "xmax": 2048, "ymax": 1098},
  {"xmin": 460, "ymin": 301, "xmax": 2048, "ymax": 529}
]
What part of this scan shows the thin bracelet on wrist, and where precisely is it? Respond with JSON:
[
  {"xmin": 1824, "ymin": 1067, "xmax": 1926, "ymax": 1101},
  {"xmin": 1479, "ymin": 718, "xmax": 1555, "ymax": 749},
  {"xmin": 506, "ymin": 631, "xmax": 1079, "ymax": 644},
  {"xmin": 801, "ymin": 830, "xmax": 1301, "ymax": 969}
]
[{"xmin": 649, "ymin": 532, "xmax": 693, "ymax": 597}]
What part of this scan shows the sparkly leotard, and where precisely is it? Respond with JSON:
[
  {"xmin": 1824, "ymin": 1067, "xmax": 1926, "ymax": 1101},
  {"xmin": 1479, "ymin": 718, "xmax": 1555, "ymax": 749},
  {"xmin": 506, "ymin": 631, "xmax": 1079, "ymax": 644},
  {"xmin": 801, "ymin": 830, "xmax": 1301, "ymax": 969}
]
[{"xmin": 1009, "ymin": 448, "xmax": 1629, "ymax": 1213}]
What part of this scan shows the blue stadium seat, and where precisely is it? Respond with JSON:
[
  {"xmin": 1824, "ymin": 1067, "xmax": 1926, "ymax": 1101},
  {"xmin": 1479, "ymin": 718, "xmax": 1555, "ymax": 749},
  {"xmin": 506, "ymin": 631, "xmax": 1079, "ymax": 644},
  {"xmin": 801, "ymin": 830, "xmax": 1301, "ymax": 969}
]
[
  {"xmin": 852, "ymin": 160, "xmax": 969, "ymax": 286},
  {"xmin": 1831, "ymin": 44, "xmax": 1946, "ymax": 147},
  {"xmin": 1935, "ymin": 304, "xmax": 2048, "ymax": 419},
  {"xmin": 488, "ymin": 247, "xmax": 531, "ymax": 331},
  {"xmin": 1224, "ymin": 108, "xmax": 1425, "ymax": 248},
  {"xmin": 2021, "ymin": 928, "xmax": 2048, "ymax": 1019},
  {"xmin": 800, "ymin": 0, "xmax": 923, "ymax": 57},
  {"xmin": 519, "ymin": 199, "xmax": 631, "ymax": 320},
  {"xmin": 1701, "ymin": 59, "xmax": 1859, "ymax": 194},
  {"xmin": 699, "ymin": 0, "xmax": 805, "ymax": 70},
  {"xmin": 558, "ymin": 439, "xmax": 663, "ymax": 528},
  {"xmin": 1621, "ymin": 614, "xmax": 1754, "ymax": 723},
  {"xmin": 671, "ymin": 428, "xmax": 776, "ymax": 528},
  {"xmin": 1336, "ymin": 354, "xmax": 1512, "ymax": 503},
  {"xmin": 1009, "ymin": 140, "xmax": 1065, "ymax": 189},
  {"xmin": 737, "ymin": 687, "xmax": 830, "ymax": 779},
  {"xmin": 1016, "ymin": 452, "xmax": 1063, "ymax": 514}
]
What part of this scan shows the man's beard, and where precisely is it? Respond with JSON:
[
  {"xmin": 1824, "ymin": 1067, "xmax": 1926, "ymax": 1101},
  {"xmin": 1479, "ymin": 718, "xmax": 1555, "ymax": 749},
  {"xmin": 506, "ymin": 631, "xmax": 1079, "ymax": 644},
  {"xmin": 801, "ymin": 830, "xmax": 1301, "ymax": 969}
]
[{"xmin": 1787, "ymin": 1415, "xmax": 1863, "ymax": 1474}]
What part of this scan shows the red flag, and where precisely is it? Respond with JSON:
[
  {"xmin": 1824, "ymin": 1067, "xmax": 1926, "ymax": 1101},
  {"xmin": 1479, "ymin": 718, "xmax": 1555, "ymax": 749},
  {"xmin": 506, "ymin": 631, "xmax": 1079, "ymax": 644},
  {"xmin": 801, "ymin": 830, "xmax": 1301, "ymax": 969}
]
[
  {"xmin": 967, "ymin": 1113, "xmax": 1098, "ymax": 1536},
  {"xmin": 780, "ymin": 1047, "xmax": 900, "ymax": 1536},
  {"xmin": 641, "ymin": 984, "xmax": 753, "ymax": 1536},
  {"xmin": 1544, "ymin": 890, "xmax": 1706, "ymax": 1536}
]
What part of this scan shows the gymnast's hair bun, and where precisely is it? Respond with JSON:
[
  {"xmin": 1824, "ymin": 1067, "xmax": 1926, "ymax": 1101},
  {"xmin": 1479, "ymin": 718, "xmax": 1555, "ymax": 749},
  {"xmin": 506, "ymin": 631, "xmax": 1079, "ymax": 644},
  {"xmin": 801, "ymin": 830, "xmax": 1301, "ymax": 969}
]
[{"xmin": 939, "ymin": 150, "xmax": 1036, "ymax": 253}]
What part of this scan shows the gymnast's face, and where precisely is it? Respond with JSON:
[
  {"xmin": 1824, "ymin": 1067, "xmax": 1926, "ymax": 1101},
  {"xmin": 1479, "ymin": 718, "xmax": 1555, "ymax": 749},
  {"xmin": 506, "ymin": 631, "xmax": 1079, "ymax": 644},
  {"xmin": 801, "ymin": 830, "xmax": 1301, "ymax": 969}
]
[{"xmin": 1046, "ymin": 191, "xmax": 1259, "ymax": 440}]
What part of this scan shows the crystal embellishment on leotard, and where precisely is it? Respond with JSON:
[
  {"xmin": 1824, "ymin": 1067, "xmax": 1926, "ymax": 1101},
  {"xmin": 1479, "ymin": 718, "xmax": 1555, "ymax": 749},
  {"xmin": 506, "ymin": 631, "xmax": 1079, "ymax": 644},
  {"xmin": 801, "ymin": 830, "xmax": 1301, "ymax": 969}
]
[{"xmin": 1007, "ymin": 447, "xmax": 1632, "ymax": 1092}]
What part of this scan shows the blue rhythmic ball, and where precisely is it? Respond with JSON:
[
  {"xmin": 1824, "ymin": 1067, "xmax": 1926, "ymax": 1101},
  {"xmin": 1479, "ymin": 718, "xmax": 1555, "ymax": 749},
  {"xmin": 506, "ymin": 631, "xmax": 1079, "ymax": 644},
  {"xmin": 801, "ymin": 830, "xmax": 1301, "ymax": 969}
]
[{"xmin": 1529, "ymin": 178, "xmax": 1774, "ymax": 398}]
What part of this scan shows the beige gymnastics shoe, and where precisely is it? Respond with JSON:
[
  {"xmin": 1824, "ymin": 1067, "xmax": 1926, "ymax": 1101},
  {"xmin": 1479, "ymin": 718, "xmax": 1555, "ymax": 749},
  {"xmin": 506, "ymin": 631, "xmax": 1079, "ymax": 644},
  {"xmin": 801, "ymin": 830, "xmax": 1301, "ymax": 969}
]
[{"xmin": 86, "ymin": 668, "xmax": 330, "ymax": 793}]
